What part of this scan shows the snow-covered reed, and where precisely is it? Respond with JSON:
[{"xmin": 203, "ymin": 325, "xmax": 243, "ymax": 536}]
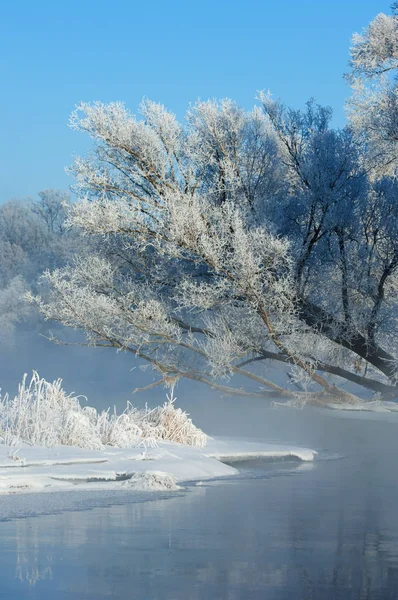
[{"xmin": 0, "ymin": 372, "xmax": 207, "ymax": 449}]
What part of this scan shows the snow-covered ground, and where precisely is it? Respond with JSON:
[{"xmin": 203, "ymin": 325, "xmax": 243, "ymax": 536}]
[
  {"xmin": 0, "ymin": 438, "xmax": 316, "ymax": 494},
  {"xmin": 326, "ymin": 401, "xmax": 398, "ymax": 412}
]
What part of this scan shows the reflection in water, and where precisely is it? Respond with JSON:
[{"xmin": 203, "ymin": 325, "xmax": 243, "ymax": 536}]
[
  {"xmin": 14, "ymin": 520, "xmax": 53, "ymax": 586},
  {"xmin": 2, "ymin": 410, "xmax": 398, "ymax": 599}
]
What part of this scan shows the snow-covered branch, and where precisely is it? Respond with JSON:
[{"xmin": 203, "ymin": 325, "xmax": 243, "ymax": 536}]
[{"xmin": 31, "ymin": 91, "xmax": 398, "ymax": 403}]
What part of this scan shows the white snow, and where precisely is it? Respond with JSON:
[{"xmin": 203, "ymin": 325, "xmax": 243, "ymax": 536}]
[
  {"xmin": 327, "ymin": 401, "xmax": 398, "ymax": 413},
  {"xmin": 123, "ymin": 471, "xmax": 180, "ymax": 491},
  {"xmin": 0, "ymin": 438, "xmax": 317, "ymax": 495}
]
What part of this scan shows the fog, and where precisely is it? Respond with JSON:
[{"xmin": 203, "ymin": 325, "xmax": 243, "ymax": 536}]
[
  {"xmin": 0, "ymin": 325, "xmax": 379, "ymax": 444},
  {"xmin": 2, "ymin": 349, "xmax": 398, "ymax": 598}
]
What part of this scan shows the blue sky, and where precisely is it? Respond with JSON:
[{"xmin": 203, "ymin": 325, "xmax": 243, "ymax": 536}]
[{"xmin": 0, "ymin": 0, "xmax": 390, "ymax": 203}]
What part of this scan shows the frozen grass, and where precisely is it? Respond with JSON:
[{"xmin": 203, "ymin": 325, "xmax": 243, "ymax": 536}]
[{"xmin": 0, "ymin": 372, "xmax": 207, "ymax": 450}]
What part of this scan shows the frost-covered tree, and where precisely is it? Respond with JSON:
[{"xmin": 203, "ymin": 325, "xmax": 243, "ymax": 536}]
[
  {"xmin": 0, "ymin": 277, "xmax": 31, "ymax": 346},
  {"xmin": 32, "ymin": 189, "xmax": 71, "ymax": 235},
  {"xmin": 31, "ymin": 93, "xmax": 398, "ymax": 403},
  {"xmin": 346, "ymin": 7, "xmax": 398, "ymax": 175},
  {"xmin": 0, "ymin": 191, "xmax": 80, "ymax": 344},
  {"xmin": 261, "ymin": 95, "xmax": 398, "ymax": 383},
  {"xmin": 0, "ymin": 193, "xmax": 74, "ymax": 285}
]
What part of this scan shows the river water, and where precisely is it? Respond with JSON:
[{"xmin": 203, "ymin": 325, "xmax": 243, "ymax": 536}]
[{"xmin": 1, "ymin": 406, "xmax": 398, "ymax": 599}]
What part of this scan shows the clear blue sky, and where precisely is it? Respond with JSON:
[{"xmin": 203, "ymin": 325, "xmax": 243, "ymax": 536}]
[{"xmin": 0, "ymin": 0, "xmax": 390, "ymax": 203}]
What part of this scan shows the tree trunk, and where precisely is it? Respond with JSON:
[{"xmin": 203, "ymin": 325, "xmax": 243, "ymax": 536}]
[{"xmin": 298, "ymin": 299, "xmax": 397, "ymax": 382}]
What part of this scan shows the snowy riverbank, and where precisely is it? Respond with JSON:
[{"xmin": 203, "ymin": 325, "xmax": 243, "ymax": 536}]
[{"xmin": 0, "ymin": 438, "xmax": 316, "ymax": 494}]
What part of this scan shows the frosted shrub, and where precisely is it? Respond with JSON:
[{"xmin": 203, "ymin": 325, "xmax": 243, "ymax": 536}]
[
  {"xmin": 0, "ymin": 372, "xmax": 99, "ymax": 449},
  {"xmin": 138, "ymin": 390, "xmax": 208, "ymax": 447},
  {"xmin": 0, "ymin": 372, "xmax": 207, "ymax": 449}
]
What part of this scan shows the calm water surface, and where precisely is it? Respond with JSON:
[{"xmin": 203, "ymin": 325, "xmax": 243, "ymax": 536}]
[{"xmin": 1, "ymin": 407, "xmax": 398, "ymax": 599}]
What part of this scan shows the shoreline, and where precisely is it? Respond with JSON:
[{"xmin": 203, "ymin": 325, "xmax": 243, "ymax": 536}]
[{"xmin": 0, "ymin": 437, "xmax": 316, "ymax": 497}]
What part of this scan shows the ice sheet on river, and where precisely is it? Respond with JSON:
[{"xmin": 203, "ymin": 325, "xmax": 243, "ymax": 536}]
[{"xmin": 0, "ymin": 438, "xmax": 316, "ymax": 494}]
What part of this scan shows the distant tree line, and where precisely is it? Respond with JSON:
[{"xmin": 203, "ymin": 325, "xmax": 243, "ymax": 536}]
[{"xmin": 0, "ymin": 190, "xmax": 79, "ymax": 344}]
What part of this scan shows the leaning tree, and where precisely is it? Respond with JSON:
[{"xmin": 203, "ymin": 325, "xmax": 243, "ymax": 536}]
[{"xmin": 31, "ymin": 12, "xmax": 398, "ymax": 403}]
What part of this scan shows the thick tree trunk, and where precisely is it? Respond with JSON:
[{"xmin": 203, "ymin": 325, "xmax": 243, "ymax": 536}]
[
  {"xmin": 240, "ymin": 351, "xmax": 398, "ymax": 399},
  {"xmin": 298, "ymin": 299, "xmax": 397, "ymax": 383}
]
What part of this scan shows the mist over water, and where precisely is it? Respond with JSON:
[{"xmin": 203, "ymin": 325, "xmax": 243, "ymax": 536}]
[
  {"xmin": 0, "ymin": 327, "xmax": 302, "ymax": 419},
  {"xmin": 0, "ymin": 330, "xmax": 164, "ymax": 412},
  {"xmin": 1, "ymin": 339, "xmax": 398, "ymax": 600}
]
